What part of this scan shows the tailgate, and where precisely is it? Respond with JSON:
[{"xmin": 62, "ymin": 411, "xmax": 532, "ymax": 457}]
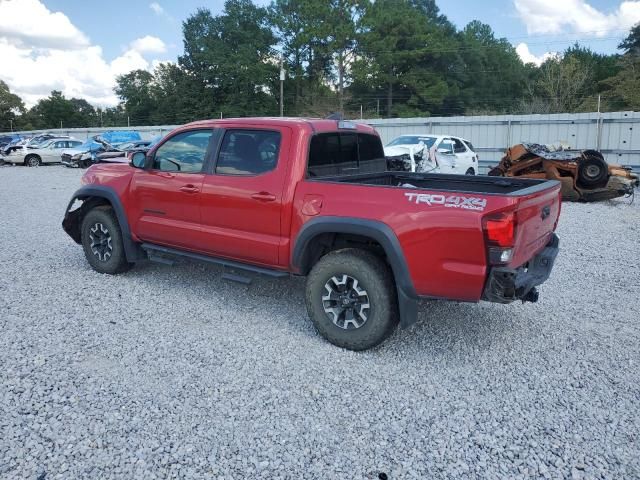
[{"xmin": 510, "ymin": 182, "xmax": 562, "ymax": 268}]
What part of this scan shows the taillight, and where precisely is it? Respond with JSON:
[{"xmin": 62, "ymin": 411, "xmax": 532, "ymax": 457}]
[{"xmin": 483, "ymin": 211, "xmax": 517, "ymax": 265}]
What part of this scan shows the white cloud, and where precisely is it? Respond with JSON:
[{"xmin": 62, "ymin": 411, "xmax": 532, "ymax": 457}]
[
  {"xmin": 149, "ymin": 2, "xmax": 164, "ymax": 16},
  {"xmin": 516, "ymin": 43, "xmax": 558, "ymax": 66},
  {"xmin": 129, "ymin": 35, "xmax": 167, "ymax": 54},
  {"xmin": 0, "ymin": 0, "xmax": 166, "ymax": 107},
  {"xmin": 0, "ymin": 0, "xmax": 89, "ymax": 49},
  {"xmin": 514, "ymin": 0, "xmax": 640, "ymax": 36}
]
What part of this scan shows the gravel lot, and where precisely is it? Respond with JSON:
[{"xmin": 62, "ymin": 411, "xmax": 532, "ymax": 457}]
[{"xmin": 1, "ymin": 164, "xmax": 639, "ymax": 479}]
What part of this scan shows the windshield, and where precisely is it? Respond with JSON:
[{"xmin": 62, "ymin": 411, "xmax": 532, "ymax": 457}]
[{"xmin": 386, "ymin": 136, "xmax": 437, "ymax": 148}]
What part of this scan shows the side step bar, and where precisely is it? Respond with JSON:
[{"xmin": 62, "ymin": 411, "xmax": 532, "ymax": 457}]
[{"xmin": 141, "ymin": 243, "xmax": 289, "ymax": 278}]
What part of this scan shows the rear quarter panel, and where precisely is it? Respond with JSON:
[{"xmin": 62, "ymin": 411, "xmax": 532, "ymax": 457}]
[{"xmin": 292, "ymin": 181, "xmax": 519, "ymax": 302}]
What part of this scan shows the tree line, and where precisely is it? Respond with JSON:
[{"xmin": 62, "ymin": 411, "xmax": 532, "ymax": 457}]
[{"xmin": 2, "ymin": 0, "xmax": 640, "ymax": 132}]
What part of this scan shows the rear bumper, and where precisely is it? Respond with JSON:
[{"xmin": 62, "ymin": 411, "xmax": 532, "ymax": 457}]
[{"xmin": 482, "ymin": 233, "xmax": 559, "ymax": 304}]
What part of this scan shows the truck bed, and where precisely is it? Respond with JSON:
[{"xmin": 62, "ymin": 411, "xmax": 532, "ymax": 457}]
[{"xmin": 311, "ymin": 171, "xmax": 558, "ymax": 196}]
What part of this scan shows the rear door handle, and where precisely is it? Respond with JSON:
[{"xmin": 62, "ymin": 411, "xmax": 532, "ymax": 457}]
[
  {"xmin": 180, "ymin": 184, "xmax": 200, "ymax": 194},
  {"xmin": 251, "ymin": 192, "xmax": 276, "ymax": 202}
]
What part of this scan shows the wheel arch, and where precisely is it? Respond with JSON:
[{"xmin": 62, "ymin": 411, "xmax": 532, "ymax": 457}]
[
  {"xmin": 62, "ymin": 185, "xmax": 145, "ymax": 262},
  {"xmin": 292, "ymin": 217, "xmax": 418, "ymax": 328}
]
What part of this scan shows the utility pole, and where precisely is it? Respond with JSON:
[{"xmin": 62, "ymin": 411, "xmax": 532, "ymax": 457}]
[
  {"xmin": 279, "ymin": 59, "xmax": 285, "ymax": 117},
  {"xmin": 360, "ymin": 105, "xmax": 363, "ymax": 119},
  {"xmin": 9, "ymin": 119, "xmax": 12, "ymax": 132},
  {"xmin": 376, "ymin": 99, "xmax": 380, "ymax": 117},
  {"xmin": 127, "ymin": 116, "xmax": 130, "ymax": 128},
  {"xmin": 596, "ymin": 94, "xmax": 603, "ymax": 151},
  {"xmin": 60, "ymin": 120, "xmax": 62, "ymax": 129},
  {"xmin": 100, "ymin": 111, "xmax": 103, "ymax": 128}
]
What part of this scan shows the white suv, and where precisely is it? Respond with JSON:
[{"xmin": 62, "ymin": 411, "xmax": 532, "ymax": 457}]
[{"xmin": 384, "ymin": 134, "xmax": 479, "ymax": 175}]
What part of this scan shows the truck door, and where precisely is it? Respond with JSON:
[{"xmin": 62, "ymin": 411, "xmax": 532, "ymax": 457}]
[
  {"xmin": 198, "ymin": 127, "xmax": 290, "ymax": 266},
  {"xmin": 129, "ymin": 129, "xmax": 214, "ymax": 249}
]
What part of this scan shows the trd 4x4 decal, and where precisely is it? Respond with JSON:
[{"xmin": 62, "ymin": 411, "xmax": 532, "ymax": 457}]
[{"xmin": 405, "ymin": 192, "xmax": 487, "ymax": 211}]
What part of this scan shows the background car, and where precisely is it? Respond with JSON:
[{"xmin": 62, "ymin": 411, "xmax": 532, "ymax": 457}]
[
  {"xmin": 61, "ymin": 131, "xmax": 142, "ymax": 168},
  {"xmin": 0, "ymin": 134, "xmax": 22, "ymax": 150},
  {"xmin": 384, "ymin": 134, "xmax": 479, "ymax": 175},
  {"xmin": 6, "ymin": 138, "xmax": 83, "ymax": 166}
]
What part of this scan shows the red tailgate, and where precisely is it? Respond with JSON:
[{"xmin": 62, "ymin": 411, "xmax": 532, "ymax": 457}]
[{"xmin": 510, "ymin": 184, "xmax": 562, "ymax": 268}]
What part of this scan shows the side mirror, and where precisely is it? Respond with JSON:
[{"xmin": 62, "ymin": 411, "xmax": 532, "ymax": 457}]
[{"xmin": 130, "ymin": 151, "xmax": 147, "ymax": 169}]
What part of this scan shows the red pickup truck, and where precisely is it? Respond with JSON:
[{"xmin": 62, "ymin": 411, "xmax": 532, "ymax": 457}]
[{"xmin": 63, "ymin": 118, "xmax": 561, "ymax": 350}]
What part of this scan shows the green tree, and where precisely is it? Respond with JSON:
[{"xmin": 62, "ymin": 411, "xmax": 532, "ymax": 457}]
[
  {"xmin": 619, "ymin": 23, "xmax": 640, "ymax": 55},
  {"xmin": 180, "ymin": 0, "xmax": 279, "ymax": 117},
  {"xmin": 351, "ymin": 0, "xmax": 456, "ymax": 117},
  {"xmin": 115, "ymin": 70, "xmax": 156, "ymax": 125},
  {"xmin": 600, "ymin": 24, "xmax": 640, "ymax": 110},
  {"xmin": 28, "ymin": 91, "xmax": 97, "ymax": 129},
  {"xmin": 457, "ymin": 21, "xmax": 529, "ymax": 114},
  {"xmin": 268, "ymin": 0, "xmax": 335, "ymax": 115},
  {"xmin": 0, "ymin": 80, "xmax": 26, "ymax": 131}
]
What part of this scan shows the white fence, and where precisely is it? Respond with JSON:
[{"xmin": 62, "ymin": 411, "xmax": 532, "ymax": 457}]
[{"xmin": 5, "ymin": 111, "xmax": 640, "ymax": 172}]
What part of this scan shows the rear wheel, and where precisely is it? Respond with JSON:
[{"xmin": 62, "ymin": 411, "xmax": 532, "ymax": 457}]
[
  {"xmin": 465, "ymin": 167, "xmax": 475, "ymax": 175},
  {"xmin": 305, "ymin": 249, "xmax": 398, "ymax": 350},
  {"xmin": 81, "ymin": 207, "xmax": 132, "ymax": 274},
  {"xmin": 25, "ymin": 155, "xmax": 40, "ymax": 167}
]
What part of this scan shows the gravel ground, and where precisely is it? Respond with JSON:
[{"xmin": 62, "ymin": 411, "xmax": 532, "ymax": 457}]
[{"xmin": 0, "ymin": 164, "xmax": 639, "ymax": 479}]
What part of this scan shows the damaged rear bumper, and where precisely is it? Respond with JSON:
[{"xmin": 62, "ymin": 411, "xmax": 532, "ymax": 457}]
[{"xmin": 483, "ymin": 233, "xmax": 559, "ymax": 304}]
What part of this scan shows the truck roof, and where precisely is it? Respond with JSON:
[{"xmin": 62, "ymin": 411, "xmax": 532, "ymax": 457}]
[{"xmin": 182, "ymin": 117, "xmax": 378, "ymax": 135}]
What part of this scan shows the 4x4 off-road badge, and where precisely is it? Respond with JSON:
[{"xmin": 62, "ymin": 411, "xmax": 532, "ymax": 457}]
[{"xmin": 405, "ymin": 192, "xmax": 487, "ymax": 211}]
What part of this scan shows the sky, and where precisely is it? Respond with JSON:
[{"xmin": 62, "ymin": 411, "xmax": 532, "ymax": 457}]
[{"xmin": 0, "ymin": 0, "xmax": 639, "ymax": 108}]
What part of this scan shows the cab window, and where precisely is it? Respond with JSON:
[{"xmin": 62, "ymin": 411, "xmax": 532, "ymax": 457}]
[
  {"xmin": 308, "ymin": 132, "xmax": 385, "ymax": 177},
  {"xmin": 152, "ymin": 130, "xmax": 213, "ymax": 173},
  {"xmin": 215, "ymin": 130, "xmax": 281, "ymax": 175}
]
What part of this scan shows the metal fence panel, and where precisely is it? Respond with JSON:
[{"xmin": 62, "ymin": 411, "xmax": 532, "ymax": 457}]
[{"xmin": 4, "ymin": 112, "xmax": 639, "ymax": 172}]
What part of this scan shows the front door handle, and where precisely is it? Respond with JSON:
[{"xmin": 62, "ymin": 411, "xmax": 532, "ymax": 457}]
[
  {"xmin": 251, "ymin": 192, "xmax": 276, "ymax": 202},
  {"xmin": 180, "ymin": 184, "xmax": 200, "ymax": 194}
]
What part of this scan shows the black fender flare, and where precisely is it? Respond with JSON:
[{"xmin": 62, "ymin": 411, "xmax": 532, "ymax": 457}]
[
  {"xmin": 292, "ymin": 217, "xmax": 418, "ymax": 328},
  {"xmin": 62, "ymin": 185, "xmax": 144, "ymax": 262}
]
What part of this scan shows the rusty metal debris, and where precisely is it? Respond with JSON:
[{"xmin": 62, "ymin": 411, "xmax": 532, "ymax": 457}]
[{"xmin": 488, "ymin": 143, "xmax": 639, "ymax": 202}]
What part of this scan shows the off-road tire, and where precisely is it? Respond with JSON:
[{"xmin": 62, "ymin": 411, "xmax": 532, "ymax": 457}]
[
  {"xmin": 577, "ymin": 155, "xmax": 608, "ymax": 188},
  {"xmin": 25, "ymin": 155, "xmax": 40, "ymax": 167},
  {"xmin": 305, "ymin": 248, "xmax": 398, "ymax": 350},
  {"xmin": 81, "ymin": 207, "xmax": 132, "ymax": 274}
]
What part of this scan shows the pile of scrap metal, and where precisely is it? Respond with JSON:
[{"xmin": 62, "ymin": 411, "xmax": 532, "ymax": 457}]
[{"xmin": 488, "ymin": 143, "xmax": 639, "ymax": 202}]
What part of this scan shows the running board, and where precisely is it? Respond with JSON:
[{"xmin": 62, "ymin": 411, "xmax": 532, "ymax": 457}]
[{"xmin": 141, "ymin": 243, "xmax": 288, "ymax": 278}]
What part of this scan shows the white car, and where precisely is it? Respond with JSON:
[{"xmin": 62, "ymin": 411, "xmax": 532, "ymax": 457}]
[
  {"xmin": 6, "ymin": 138, "xmax": 83, "ymax": 167},
  {"xmin": 384, "ymin": 134, "xmax": 479, "ymax": 175}
]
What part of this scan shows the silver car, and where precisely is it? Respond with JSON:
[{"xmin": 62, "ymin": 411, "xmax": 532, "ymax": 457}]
[{"xmin": 5, "ymin": 138, "xmax": 83, "ymax": 166}]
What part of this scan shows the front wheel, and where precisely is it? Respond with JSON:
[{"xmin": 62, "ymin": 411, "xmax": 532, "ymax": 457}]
[
  {"xmin": 81, "ymin": 207, "xmax": 132, "ymax": 274},
  {"xmin": 25, "ymin": 155, "xmax": 40, "ymax": 167},
  {"xmin": 305, "ymin": 249, "xmax": 398, "ymax": 350},
  {"xmin": 465, "ymin": 167, "xmax": 475, "ymax": 175}
]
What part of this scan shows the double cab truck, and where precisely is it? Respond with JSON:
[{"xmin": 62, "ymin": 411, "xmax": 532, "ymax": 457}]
[{"xmin": 62, "ymin": 118, "xmax": 562, "ymax": 350}]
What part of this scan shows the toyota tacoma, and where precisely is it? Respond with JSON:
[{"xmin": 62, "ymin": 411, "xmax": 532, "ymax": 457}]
[{"xmin": 62, "ymin": 118, "xmax": 562, "ymax": 350}]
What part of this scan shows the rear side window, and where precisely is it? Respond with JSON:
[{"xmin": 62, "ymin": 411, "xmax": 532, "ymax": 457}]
[
  {"xmin": 216, "ymin": 130, "xmax": 281, "ymax": 175},
  {"xmin": 463, "ymin": 140, "xmax": 476, "ymax": 152},
  {"xmin": 452, "ymin": 138, "xmax": 467, "ymax": 153},
  {"xmin": 308, "ymin": 133, "xmax": 385, "ymax": 177}
]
